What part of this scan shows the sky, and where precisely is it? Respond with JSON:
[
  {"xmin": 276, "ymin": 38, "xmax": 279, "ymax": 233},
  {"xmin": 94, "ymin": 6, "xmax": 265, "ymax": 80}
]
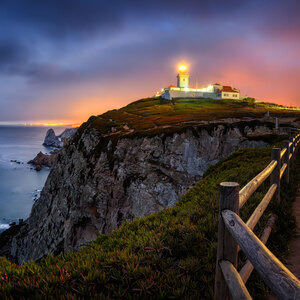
[{"xmin": 0, "ymin": 0, "xmax": 299, "ymax": 124}]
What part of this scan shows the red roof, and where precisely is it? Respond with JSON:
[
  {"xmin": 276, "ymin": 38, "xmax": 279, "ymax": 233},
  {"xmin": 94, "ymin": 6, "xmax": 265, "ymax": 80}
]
[
  {"xmin": 220, "ymin": 86, "xmax": 239, "ymax": 93},
  {"xmin": 168, "ymin": 85, "xmax": 177, "ymax": 88}
]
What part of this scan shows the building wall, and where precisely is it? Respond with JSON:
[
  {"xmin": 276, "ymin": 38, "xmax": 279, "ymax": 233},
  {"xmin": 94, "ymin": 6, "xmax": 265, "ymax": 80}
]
[
  {"xmin": 160, "ymin": 88, "xmax": 240, "ymax": 100},
  {"xmin": 161, "ymin": 90, "xmax": 204, "ymax": 99},
  {"xmin": 203, "ymin": 92, "xmax": 220, "ymax": 99},
  {"xmin": 221, "ymin": 92, "xmax": 240, "ymax": 99}
]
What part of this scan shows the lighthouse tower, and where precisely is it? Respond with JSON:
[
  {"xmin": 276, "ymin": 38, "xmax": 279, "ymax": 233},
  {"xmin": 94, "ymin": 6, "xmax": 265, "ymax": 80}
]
[{"xmin": 177, "ymin": 65, "xmax": 189, "ymax": 88}]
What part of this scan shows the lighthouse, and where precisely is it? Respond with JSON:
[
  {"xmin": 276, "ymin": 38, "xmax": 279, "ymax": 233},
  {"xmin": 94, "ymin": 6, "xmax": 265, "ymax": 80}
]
[
  {"xmin": 177, "ymin": 65, "xmax": 189, "ymax": 88},
  {"xmin": 156, "ymin": 63, "xmax": 241, "ymax": 100}
]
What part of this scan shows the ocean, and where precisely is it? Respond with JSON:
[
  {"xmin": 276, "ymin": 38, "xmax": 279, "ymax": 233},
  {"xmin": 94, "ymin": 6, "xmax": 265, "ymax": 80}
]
[{"xmin": 0, "ymin": 126, "xmax": 66, "ymax": 232}]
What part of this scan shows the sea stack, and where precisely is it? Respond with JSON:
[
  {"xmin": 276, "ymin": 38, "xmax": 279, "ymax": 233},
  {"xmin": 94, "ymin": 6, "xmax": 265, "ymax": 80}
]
[{"xmin": 43, "ymin": 129, "xmax": 62, "ymax": 148}]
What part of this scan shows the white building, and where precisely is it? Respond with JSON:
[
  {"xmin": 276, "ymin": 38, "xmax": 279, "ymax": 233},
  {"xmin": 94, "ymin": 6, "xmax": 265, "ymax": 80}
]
[{"xmin": 156, "ymin": 65, "xmax": 240, "ymax": 100}]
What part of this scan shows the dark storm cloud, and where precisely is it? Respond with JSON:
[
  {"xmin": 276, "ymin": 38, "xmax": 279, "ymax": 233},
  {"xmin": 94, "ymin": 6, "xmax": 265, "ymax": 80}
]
[
  {"xmin": 0, "ymin": 40, "xmax": 42, "ymax": 77},
  {"xmin": 0, "ymin": 0, "xmax": 299, "ymax": 122},
  {"xmin": 0, "ymin": 0, "xmax": 253, "ymax": 73},
  {"xmin": 1, "ymin": 0, "xmax": 298, "ymax": 43},
  {"xmin": 0, "ymin": 41, "xmax": 29, "ymax": 69},
  {"xmin": 0, "ymin": 0, "xmax": 257, "ymax": 39},
  {"xmin": 0, "ymin": 1, "xmax": 122, "ymax": 79},
  {"xmin": 0, "ymin": 0, "xmax": 295, "ymax": 63},
  {"xmin": 0, "ymin": 0, "xmax": 122, "ymax": 38}
]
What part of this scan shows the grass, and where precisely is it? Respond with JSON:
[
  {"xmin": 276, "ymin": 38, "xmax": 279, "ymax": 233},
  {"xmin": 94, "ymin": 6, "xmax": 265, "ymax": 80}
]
[
  {"xmin": 88, "ymin": 97, "xmax": 300, "ymax": 136},
  {"xmin": 0, "ymin": 143, "xmax": 299, "ymax": 299},
  {"xmin": 73, "ymin": 96, "xmax": 300, "ymax": 161}
]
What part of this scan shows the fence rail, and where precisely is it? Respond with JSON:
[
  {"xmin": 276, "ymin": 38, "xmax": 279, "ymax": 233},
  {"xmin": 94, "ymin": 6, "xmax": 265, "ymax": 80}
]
[
  {"xmin": 239, "ymin": 160, "xmax": 277, "ymax": 208},
  {"xmin": 214, "ymin": 131, "xmax": 300, "ymax": 300}
]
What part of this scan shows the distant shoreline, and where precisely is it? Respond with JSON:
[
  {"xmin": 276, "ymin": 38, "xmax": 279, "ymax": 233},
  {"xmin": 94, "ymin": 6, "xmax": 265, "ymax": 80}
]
[{"xmin": 0, "ymin": 123, "xmax": 80, "ymax": 128}]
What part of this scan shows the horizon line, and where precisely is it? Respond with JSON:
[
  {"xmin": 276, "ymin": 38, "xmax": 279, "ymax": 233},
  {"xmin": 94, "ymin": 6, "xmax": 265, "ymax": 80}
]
[{"xmin": 0, "ymin": 121, "xmax": 81, "ymax": 127}]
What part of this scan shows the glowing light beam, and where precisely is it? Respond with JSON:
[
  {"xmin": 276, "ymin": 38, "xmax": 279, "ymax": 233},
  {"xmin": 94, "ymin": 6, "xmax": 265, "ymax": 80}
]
[{"xmin": 179, "ymin": 64, "xmax": 187, "ymax": 72}]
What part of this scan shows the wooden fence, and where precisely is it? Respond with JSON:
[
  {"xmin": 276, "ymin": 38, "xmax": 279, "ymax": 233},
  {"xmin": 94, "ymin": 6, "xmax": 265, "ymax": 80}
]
[{"xmin": 214, "ymin": 131, "xmax": 300, "ymax": 300}]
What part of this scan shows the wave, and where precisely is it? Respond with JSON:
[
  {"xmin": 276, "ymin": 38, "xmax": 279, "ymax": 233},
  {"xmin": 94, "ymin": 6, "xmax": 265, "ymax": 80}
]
[
  {"xmin": 0, "ymin": 218, "xmax": 17, "ymax": 230},
  {"xmin": 0, "ymin": 223, "xmax": 10, "ymax": 233}
]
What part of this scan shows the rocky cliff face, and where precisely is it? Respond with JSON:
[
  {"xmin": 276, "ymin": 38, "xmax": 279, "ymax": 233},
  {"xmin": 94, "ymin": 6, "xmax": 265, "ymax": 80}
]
[
  {"xmin": 9, "ymin": 120, "xmax": 282, "ymax": 263},
  {"xmin": 43, "ymin": 128, "xmax": 77, "ymax": 148}
]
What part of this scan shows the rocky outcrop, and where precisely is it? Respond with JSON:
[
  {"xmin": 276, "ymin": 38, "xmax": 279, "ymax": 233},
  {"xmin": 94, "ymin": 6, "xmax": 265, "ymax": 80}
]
[
  {"xmin": 28, "ymin": 150, "xmax": 59, "ymax": 171},
  {"xmin": 43, "ymin": 128, "xmax": 77, "ymax": 148},
  {"xmin": 31, "ymin": 127, "xmax": 77, "ymax": 170},
  {"xmin": 58, "ymin": 128, "xmax": 78, "ymax": 141},
  {"xmin": 6, "ymin": 119, "xmax": 284, "ymax": 264},
  {"xmin": 43, "ymin": 129, "xmax": 61, "ymax": 147}
]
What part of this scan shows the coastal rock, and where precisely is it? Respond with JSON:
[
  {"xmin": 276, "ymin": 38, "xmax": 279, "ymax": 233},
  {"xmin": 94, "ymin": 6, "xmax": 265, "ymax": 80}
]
[
  {"xmin": 8, "ymin": 120, "xmax": 281, "ymax": 263},
  {"xmin": 58, "ymin": 128, "xmax": 78, "ymax": 141},
  {"xmin": 28, "ymin": 150, "xmax": 59, "ymax": 171},
  {"xmin": 43, "ymin": 128, "xmax": 77, "ymax": 148},
  {"xmin": 43, "ymin": 129, "xmax": 62, "ymax": 147}
]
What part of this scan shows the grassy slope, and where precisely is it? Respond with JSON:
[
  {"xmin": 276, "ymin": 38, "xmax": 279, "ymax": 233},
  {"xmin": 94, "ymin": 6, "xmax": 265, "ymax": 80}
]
[
  {"xmin": 90, "ymin": 97, "xmax": 300, "ymax": 135},
  {"xmin": 0, "ymin": 144, "xmax": 299, "ymax": 299}
]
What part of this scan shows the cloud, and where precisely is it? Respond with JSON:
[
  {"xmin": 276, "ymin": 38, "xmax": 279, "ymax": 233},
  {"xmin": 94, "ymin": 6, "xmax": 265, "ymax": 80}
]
[
  {"xmin": 0, "ymin": 0, "xmax": 299, "ymax": 122},
  {"xmin": 0, "ymin": 0, "xmax": 123, "ymax": 38},
  {"xmin": 0, "ymin": 41, "xmax": 29, "ymax": 70}
]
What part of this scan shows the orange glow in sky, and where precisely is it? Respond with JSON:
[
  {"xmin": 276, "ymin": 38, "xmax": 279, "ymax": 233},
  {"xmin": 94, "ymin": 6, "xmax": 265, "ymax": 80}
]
[
  {"xmin": 24, "ymin": 122, "xmax": 81, "ymax": 127},
  {"xmin": 17, "ymin": 60, "xmax": 300, "ymax": 126}
]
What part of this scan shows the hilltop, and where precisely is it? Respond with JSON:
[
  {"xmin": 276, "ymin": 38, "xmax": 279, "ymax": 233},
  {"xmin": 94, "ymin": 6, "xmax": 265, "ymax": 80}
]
[
  {"xmin": 0, "ymin": 97, "xmax": 300, "ymax": 298},
  {"xmin": 86, "ymin": 97, "xmax": 300, "ymax": 136}
]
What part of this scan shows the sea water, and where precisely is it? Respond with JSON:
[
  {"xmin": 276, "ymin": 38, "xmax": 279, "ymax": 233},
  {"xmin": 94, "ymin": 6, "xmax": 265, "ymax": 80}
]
[{"xmin": 0, "ymin": 126, "xmax": 66, "ymax": 232}]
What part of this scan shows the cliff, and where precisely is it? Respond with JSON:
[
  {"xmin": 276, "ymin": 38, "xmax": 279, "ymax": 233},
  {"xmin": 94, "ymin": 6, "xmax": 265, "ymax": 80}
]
[
  {"xmin": 43, "ymin": 128, "xmax": 77, "ymax": 148},
  {"xmin": 11, "ymin": 122, "xmax": 277, "ymax": 263},
  {"xmin": 6, "ymin": 98, "xmax": 300, "ymax": 263}
]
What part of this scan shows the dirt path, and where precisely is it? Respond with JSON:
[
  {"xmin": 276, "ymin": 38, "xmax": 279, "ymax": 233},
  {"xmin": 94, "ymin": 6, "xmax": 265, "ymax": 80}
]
[
  {"xmin": 285, "ymin": 183, "xmax": 300, "ymax": 279},
  {"xmin": 266, "ymin": 182, "xmax": 300, "ymax": 299},
  {"xmin": 266, "ymin": 162, "xmax": 300, "ymax": 300}
]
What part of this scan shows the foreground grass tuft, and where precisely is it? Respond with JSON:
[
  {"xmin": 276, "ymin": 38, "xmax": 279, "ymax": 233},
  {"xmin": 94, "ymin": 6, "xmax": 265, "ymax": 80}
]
[{"xmin": 0, "ymin": 145, "xmax": 299, "ymax": 299}]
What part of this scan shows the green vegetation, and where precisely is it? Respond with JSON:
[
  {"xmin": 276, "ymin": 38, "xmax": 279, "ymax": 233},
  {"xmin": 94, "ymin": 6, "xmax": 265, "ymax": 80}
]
[
  {"xmin": 88, "ymin": 97, "xmax": 300, "ymax": 136},
  {"xmin": 0, "ymin": 143, "xmax": 299, "ymax": 299},
  {"xmin": 73, "ymin": 97, "xmax": 300, "ymax": 160}
]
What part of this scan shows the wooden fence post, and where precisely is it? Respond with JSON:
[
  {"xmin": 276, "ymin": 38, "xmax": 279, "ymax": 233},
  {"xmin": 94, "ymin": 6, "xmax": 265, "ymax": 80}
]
[
  {"xmin": 214, "ymin": 182, "xmax": 240, "ymax": 300},
  {"xmin": 283, "ymin": 141, "xmax": 290, "ymax": 184},
  {"xmin": 270, "ymin": 148, "xmax": 281, "ymax": 205}
]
